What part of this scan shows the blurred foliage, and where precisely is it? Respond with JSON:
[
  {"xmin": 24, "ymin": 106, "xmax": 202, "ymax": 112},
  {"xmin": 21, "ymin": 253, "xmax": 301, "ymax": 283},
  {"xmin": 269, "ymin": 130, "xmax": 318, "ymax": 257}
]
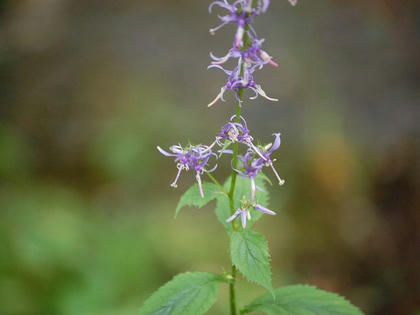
[{"xmin": 0, "ymin": 0, "xmax": 419, "ymax": 314}]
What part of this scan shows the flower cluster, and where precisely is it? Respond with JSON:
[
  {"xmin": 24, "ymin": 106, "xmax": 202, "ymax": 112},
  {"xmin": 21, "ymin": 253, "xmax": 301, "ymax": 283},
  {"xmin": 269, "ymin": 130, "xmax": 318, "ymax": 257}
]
[
  {"xmin": 207, "ymin": 0, "xmax": 297, "ymax": 107},
  {"xmin": 157, "ymin": 144, "xmax": 217, "ymax": 198},
  {"xmin": 157, "ymin": 116, "xmax": 284, "ymax": 201}
]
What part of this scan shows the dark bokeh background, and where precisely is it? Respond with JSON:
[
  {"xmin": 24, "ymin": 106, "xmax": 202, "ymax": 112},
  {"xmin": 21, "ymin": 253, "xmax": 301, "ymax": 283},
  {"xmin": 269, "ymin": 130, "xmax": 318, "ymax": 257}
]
[{"xmin": 1, "ymin": 0, "xmax": 419, "ymax": 314}]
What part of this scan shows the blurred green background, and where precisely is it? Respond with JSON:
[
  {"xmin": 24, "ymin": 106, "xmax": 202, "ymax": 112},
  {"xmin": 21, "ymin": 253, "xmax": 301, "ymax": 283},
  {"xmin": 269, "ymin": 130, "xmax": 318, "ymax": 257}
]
[{"xmin": 0, "ymin": 0, "xmax": 419, "ymax": 314}]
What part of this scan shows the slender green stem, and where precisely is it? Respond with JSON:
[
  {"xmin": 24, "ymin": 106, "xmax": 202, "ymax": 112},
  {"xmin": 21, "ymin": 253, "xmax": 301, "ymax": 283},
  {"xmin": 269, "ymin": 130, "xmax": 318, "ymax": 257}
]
[
  {"xmin": 228, "ymin": 7, "xmax": 252, "ymax": 313},
  {"xmin": 228, "ymin": 85, "xmax": 242, "ymax": 315},
  {"xmin": 206, "ymin": 172, "xmax": 228, "ymax": 195}
]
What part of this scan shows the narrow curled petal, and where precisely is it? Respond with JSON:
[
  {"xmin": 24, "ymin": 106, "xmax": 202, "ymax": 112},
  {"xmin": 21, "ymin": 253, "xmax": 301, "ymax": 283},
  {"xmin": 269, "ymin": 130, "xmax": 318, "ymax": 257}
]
[
  {"xmin": 289, "ymin": 0, "xmax": 298, "ymax": 6},
  {"xmin": 208, "ymin": 87, "xmax": 226, "ymax": 107},
  {"xmin": 256, "ymin": 84, "xmax": 278, "ymax": 102},
  {"xmin": 269, "ymin": 133, "xmax": 282, "ymax": 153},
  {"xmin": 219, "ymin": 149, "xmax": 234, "ymax": 155},
  {"xmin": 226, "ymin": 209, "xmax": 241, "ymax": 222},
  {"xmin": 205, "ymin": 163, "xmax": 218, "ymax": 173},
  {"xmin": 207, "ymin": 64, "xmax": 232, "ymax": 75},
  {"xmin": 209, "ymin": 0, "xmax": 232, "ymax": 13},
  {"xmin": 261, "ymin": 0, "xmax": 270, "ymax": 12},
  {"xmin": 157, "ymin": 146, "xmax": 176, "ymax": 157},
  {"xmin": 260, "ymin": 50, "xmax": 278, "ymax": 67},
  {"xmin": 210, "ymin": 51, "xmax": 232, "ymax": 65},
  {"xmin": 255, "ymin": 204, "xmax": 276, "ymax": 215},
  {"xmin": 241, "ymin": 210, "xmax": 248, "ymax": 228}
]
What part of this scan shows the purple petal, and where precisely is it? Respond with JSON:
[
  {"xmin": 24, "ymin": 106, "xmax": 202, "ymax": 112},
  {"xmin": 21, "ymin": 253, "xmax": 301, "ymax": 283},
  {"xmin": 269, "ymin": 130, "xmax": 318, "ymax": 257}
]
[
  {"xmin": 157, "ymin": 146, "xmax": 175, "ymax": 157},
  {"xmin": 209, "ymin": 0, "xmax": 233, "ymax": 13},
  {"xmin": 226, "ymin": 209, "xmax": 241, "ymax": 222},
  {"xmin": 268, "ymin": 133, "xmax": 281, "ymax": 153},
  {"xmin": 255, "ymin": 204, "xmax": 276, "ymax": 215},
  {"xmin": 241, "ymin": 210, "xmax": 248, "ymax": 228},
  {"xmin": 219, "ymin": 149, "xmax": 233, "ymax": 155}
]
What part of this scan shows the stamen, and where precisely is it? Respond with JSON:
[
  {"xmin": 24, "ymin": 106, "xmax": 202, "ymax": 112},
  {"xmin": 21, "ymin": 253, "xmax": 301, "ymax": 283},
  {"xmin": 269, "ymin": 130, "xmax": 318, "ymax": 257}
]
[
  {"xmin": 249, "ymin": 142, "xmax": 267, "ymax": 161},
  {"xmin": 251, "ymin": 177, "xmax": 256, "ymax": 201},
  {"xmin": 270, "ymin": 162, "xmax": 285, "ymax": 185},
  {"xmin": 196, "ymin": 173, "xmax": 204, "ymax": 198},
  {"xmin": 209, "ymin": 21, "xmax": 228, "ymax": 35},
  {"xmin": 171, "ymin": 165, "xmax": 183, "ymax": 188}
]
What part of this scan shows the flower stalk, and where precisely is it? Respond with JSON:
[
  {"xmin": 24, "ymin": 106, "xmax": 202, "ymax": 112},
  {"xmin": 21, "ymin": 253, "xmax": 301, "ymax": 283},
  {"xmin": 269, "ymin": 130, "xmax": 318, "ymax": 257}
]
[{"xmin": 227, "ymin": 6, "xmax": 252, "ymax": 313}]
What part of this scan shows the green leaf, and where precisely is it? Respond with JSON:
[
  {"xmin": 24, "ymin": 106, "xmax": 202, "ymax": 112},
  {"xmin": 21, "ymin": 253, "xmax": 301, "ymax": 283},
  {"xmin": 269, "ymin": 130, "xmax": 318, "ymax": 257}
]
[
  {"xmin": 242, "ymin": 284, "xmax": 364, "ymax": 315},
  {"xmin": 230, "ymin": 229, "xmax": 272, "ymax": 291},
  {"xmin": 215, "ymin": 174, "xmax": 270, "ymax": 229},
  {"xmin": 175, "ymin": 182, "xmax": 221, "ymax": 217},
  {"xmin": 139, "ymin": 272, "xmax": 224, "ymax": 315}
]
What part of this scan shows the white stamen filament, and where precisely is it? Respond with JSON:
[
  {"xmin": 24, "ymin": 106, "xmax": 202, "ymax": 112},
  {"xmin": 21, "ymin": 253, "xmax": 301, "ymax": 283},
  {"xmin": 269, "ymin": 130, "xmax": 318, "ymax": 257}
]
[
  {"xmin": 235, "ymin": 26, "xmax": 244, "ymax": 47},
  {"xmin": 249, "ymin": 142, "xmax": 267, "ymax": 161},
  {"xmin": 171, "ymin": 165, "xmax": 184, "ymax": 188},
  {"xmin": 251, "ymin": 177, "xmax": 256, "ymax": 201},
  {"xmin": 209, "ymin": 21, "xmax": 228, "ymax": 35},
  {"xmin": 196, "ymin": 173, "xmax": 204, "ymax": 198},
  {"xmin": 211, "ymin": 52, "xmax": 232, "ymax": 65},
  {"xmin": 270, "ymin": 162, "xmax": 285, "ymax": 185}
]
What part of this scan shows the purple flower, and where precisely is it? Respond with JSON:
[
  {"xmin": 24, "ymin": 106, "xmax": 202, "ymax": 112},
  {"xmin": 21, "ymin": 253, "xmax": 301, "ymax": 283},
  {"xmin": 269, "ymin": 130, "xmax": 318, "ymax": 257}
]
[
  {"xmin": 230, "ymin": 150, "xmax": 264, "ymax": 200},
  {"xmin": 208, "ymin": 0, "xmax": 258, "ymax": 41},
  {"xmin": 207, "ymin": 55, "xmax": 278, "ymax": 107},
  {"xmin": 226, "ymin": 203, "xmax": 276, "ymax": 228},
  {"xmin": 217, "ymin": 115, "xmax": 252, "ymax": 144},
  {"xmin": 210, "ymin": 38, "xmax": 278, "ymax": 69},
  {"xmin": 226, "ymin": 208, "xmax": 249, "ymax": 228},
  {"xmin": 157, "ymin": 144, "xmax": 217, "ymax": 198},
  {"xmin": 254, "ymin": 133, "xmax": 285, "ymax": 186}
]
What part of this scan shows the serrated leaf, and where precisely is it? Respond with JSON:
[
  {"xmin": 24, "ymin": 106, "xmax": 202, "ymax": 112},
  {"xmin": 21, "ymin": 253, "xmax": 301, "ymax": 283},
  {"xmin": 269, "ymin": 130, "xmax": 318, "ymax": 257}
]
[
  {"xmin": 175, "ymin": 182, "xmax": 221, "ymax": 217},
  {"xmin": 215, "ymin": 193, "xmax": 232, "ymax": 230},
  {"xmin": 230, "ymin": 229, "xmax": 272, "ymax": 291},
  {"xmin": 242, "ymin": 284, "xmax": 364, "ymax": 315},
  {"xmin": 215, "ymin": 174, "xmax": 270, "ymax": 229},
  {"xmin": 139, "ymin": 272, "xmax": 224, "ymax": 315}
]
